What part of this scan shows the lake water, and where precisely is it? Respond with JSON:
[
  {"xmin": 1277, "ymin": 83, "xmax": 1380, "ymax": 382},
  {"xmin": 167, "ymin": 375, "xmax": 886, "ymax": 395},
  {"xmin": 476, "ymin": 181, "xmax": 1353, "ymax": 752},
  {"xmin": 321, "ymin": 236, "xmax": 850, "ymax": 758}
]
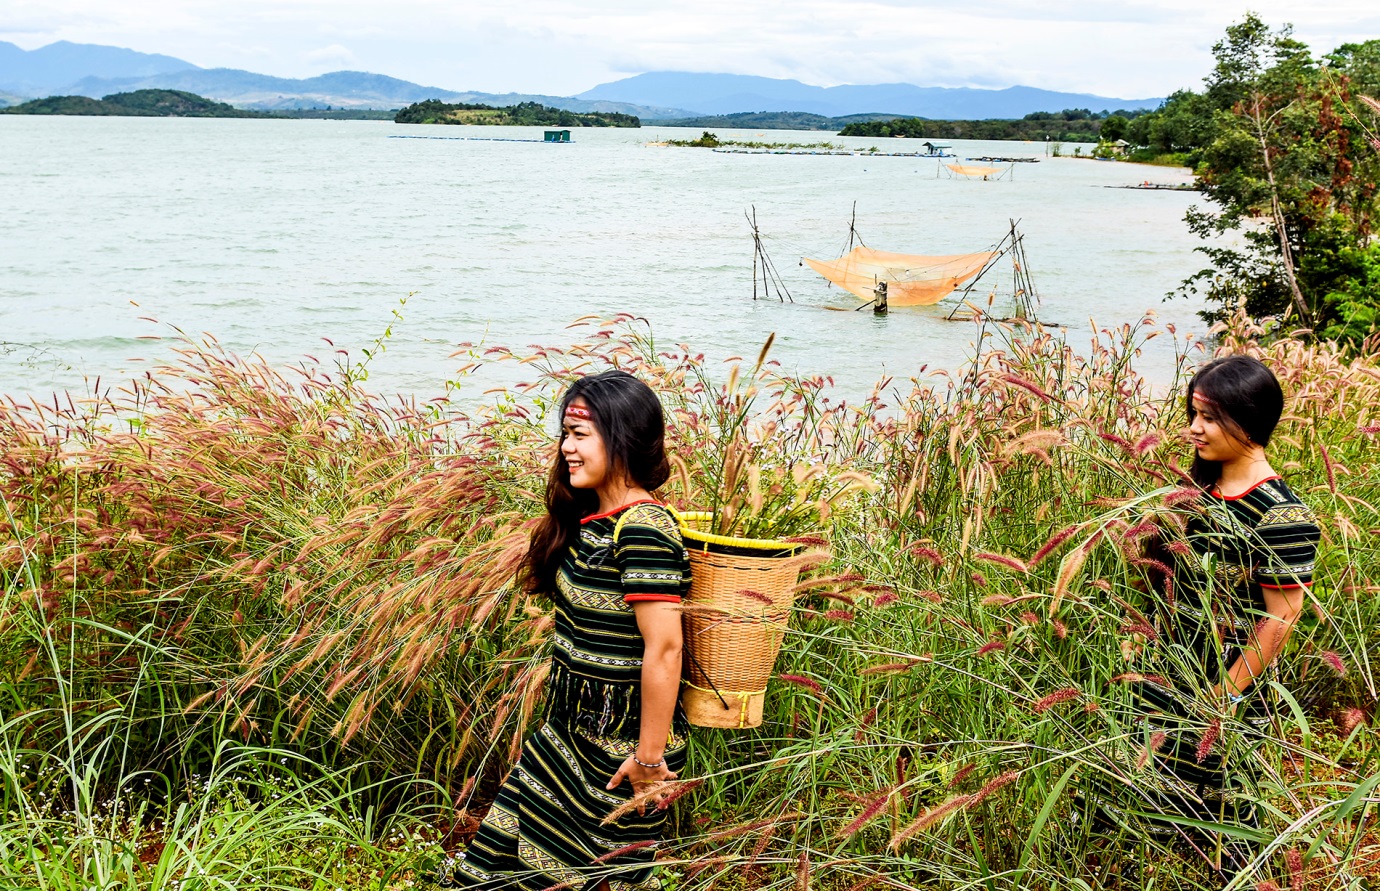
[{"xmin": 0, "ymin": 117, "xmax": 1209, "ymax": 403}]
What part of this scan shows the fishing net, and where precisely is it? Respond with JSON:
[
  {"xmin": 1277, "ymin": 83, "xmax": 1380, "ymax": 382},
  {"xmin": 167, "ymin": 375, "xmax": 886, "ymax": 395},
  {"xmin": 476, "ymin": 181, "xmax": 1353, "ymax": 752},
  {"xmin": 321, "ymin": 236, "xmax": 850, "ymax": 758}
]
[
  {"xmin": 946, "ymin": 163, "xmax": 1004, "ymax": 177},
  {"xmin": 803, "ymin": 247, "xmax": 996, "ymax": 306}
]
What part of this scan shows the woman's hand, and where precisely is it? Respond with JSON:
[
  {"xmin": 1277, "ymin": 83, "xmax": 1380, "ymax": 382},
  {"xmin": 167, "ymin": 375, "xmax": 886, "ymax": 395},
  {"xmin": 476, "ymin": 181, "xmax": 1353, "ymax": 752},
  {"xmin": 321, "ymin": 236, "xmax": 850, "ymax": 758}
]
[{"xmin": 607, "ymin": 756, "xmax": 678, "ymax": 815}]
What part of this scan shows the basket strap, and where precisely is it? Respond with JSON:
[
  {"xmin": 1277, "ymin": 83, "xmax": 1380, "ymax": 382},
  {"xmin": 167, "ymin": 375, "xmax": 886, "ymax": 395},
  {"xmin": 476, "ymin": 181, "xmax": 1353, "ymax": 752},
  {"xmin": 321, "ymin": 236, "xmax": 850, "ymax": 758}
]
[{"xmin": 682, "ymin": 643, "xmax": 732, "ymax": 712}]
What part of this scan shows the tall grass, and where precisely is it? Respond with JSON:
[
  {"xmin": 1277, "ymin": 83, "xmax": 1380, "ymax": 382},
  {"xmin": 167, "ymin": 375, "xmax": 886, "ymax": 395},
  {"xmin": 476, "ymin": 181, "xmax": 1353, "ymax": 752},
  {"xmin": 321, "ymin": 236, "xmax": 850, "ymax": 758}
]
[{"xmin": 1, "ymin": 313, "xmax": 1376, "ymax": 889}]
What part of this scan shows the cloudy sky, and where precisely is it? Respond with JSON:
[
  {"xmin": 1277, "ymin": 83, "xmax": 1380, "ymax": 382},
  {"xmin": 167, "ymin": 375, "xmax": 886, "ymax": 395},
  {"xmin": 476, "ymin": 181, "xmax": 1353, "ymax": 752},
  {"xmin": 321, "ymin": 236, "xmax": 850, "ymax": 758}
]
[{"xmin": 3, "ymin": 0, "xmax": 1378, "ymax": 98}]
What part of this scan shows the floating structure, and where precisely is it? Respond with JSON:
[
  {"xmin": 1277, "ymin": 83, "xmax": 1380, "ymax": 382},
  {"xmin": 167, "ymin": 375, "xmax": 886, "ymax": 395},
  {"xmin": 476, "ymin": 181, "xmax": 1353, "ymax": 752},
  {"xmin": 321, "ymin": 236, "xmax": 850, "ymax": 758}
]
[
  {"xmin": 1107, "ymin": 182, "xmax": 1199, "ymax": 191},
  {"xmin": 388, "ymin": 134, "xmax": 570, "ymax": 143},
  {"xmin": 711, "ymin": 147, "xmax": 943, "ymax": 157},
  {"xmin": 921, "ymin": 141, "xmax": 955, "ymax": 157},
  {"xmin": 970, "ymin": 155, "xmax": 1040, "ymax": 163}
]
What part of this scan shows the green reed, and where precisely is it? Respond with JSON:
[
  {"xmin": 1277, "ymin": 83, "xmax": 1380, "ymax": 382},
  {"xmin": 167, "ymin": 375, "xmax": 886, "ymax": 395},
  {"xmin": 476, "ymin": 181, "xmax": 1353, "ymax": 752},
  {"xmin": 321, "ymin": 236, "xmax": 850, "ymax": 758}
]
[{"xmin": 1, "ymin": 311, "xmax": 1376, "ymax": 889}]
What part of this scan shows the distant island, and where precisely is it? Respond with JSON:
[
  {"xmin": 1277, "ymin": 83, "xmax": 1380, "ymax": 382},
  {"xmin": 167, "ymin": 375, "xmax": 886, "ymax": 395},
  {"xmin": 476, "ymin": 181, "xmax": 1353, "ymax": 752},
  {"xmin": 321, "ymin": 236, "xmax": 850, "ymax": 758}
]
[
  {"xmin": 1, "ymin": 89, "xmax": 273, "ymax": 117},
  {"xmin": 394, "ymin": 100, "xmax": 639, "ymax": 127},
  {"xmin": 838, "ymin": 108, "xmax": 1147, "ymax": 143},
  {"xmin": 651, "ymin": 110, "xmax": 902, "ymax": 131}
]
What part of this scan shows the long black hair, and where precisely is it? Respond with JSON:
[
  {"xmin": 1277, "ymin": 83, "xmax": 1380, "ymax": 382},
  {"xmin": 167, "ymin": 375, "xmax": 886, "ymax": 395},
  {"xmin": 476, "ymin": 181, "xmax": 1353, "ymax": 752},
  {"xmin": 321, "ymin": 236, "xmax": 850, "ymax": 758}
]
[
  {"xmin": 1185, "ymin": 355, "xmax": 1284, "ymax": 488},
  {"xmin": 519, "ymin": 370, "xmax": 671, "ymax": 596}
]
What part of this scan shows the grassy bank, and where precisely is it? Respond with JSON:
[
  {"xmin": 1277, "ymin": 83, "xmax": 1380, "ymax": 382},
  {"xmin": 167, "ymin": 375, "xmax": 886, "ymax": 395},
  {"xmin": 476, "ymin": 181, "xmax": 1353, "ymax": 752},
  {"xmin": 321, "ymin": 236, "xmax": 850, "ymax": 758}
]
[{"xmin": 2, "ymin": 313, "xmax": 1376, "ymax": 889}]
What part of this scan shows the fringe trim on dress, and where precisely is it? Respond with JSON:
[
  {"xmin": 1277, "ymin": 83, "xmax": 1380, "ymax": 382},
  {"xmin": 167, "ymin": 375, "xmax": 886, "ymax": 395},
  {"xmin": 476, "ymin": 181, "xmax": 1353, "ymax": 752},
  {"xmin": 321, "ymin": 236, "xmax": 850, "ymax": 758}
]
[{"xmin": 547, "ymin": 660, "xmax": 641, "ymax": 738}]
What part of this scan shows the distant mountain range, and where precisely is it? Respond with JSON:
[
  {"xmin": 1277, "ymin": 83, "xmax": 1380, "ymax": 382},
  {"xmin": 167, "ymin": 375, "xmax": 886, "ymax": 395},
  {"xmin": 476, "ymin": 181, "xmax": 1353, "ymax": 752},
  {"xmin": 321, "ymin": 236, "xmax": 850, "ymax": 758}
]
[
  {"xmin": 0, "ymin": 40, "xmax": 1164, "ymax": 120},
  {"xmin": 579, "ymin": 72, "xmax": 1162, "ymax": 119}
]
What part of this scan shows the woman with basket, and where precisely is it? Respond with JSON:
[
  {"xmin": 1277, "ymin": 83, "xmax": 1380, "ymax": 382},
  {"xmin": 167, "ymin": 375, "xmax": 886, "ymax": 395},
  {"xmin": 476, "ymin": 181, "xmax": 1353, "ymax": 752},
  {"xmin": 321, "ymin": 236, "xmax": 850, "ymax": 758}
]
[{"xmin": 436, "ymin": 369, "xmax": 689, "ymax": 891}]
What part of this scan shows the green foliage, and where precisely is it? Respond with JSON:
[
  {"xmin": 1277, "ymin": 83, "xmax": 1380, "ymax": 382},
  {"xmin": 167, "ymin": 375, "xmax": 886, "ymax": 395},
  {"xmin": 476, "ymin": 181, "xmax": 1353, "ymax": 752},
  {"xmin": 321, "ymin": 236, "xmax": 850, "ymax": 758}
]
[
  {"xmin": 393, "ymin": 98, "xmax": 639, "ymax": 127},
  {"xmin": 1129, "ymin": 15, "xmax": 1380, "ymax": 344},
  {"xmin": 0, "ymin": 89, "xmax": 273, "ymax": 118},
  {"xmin": 1100, "ymin": 114, "xmax": 1129, "ymax": 142},
  {"xmin": 839, "ymin": 108, "xmax": 1147, "ymax": 142},
  {"xmin": 663, "ymin": 132, "xmax": 842, "ymax": 150},
  {"xmin": 1320, "ymin": 240, "xmax": 1380, "ymax": 342},
  {"xmin": 668, "ymin": 130, "xmax": 721, "ymax": 147}
]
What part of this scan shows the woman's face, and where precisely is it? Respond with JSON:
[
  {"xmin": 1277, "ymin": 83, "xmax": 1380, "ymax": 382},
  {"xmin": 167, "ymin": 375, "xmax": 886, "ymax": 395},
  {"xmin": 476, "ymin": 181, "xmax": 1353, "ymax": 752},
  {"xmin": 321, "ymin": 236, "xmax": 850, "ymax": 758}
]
[
  {"xmin": 1187, "ymin": 394, "xmax": 1251, "ymax": 462},
  {"xmin": 560, "ymin": 399, "xmax": 610, "ymax": 492}
]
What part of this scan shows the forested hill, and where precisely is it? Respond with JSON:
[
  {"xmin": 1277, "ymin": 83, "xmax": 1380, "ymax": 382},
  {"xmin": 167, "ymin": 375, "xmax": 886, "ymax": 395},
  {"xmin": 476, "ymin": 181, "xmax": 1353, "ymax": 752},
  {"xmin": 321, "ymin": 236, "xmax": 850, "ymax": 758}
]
[
  {"xmin": 394, "ymin": 99, "xmax": 639, "ymax": 127},
  {"xmin": 652, "ymin": 110, "xmax": 901, "ymax": 130},
  {"xmin": 838, "ymin": 108, "xmax": 1148, "ymax": 143},
  {"xmin": 1, "ymin": 89, "xmax": 272, "ymax": 117}
]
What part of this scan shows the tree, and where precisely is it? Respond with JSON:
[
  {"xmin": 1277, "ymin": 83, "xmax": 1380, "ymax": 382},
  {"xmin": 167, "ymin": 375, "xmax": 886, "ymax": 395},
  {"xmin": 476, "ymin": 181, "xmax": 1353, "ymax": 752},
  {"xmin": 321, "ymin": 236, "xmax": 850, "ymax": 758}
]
[
  {"xmin": 1181, "ymin": 16, "xmax": 1380, "ymax": 340},
  {"xmin": 1100, "ymin": 115, "xmax": 1128, "ymax": 142}
]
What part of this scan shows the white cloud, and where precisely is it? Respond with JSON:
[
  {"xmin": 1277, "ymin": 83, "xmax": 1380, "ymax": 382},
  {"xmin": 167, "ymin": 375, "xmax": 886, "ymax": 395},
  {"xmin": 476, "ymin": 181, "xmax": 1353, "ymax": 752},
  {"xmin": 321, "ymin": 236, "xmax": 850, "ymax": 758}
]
[
  {"xmin": 2, "ymin": 0, "xmax": 1378, "ymax": 98},
  {"xmin": 304, "ymin": 42, "xmax": 357, "ymax": 68}
]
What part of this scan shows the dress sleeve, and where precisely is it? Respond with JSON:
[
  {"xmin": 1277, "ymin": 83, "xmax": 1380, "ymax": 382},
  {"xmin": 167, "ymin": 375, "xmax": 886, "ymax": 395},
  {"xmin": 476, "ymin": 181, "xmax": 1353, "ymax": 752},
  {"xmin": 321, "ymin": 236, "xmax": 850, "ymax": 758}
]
[
  {"xmin": 615, "ymin": 505, "xmax": 689, "ymax": 603},
  {"xmin": 1253, "ymin": 503, "xmax": 1321, "ymax": 589}
]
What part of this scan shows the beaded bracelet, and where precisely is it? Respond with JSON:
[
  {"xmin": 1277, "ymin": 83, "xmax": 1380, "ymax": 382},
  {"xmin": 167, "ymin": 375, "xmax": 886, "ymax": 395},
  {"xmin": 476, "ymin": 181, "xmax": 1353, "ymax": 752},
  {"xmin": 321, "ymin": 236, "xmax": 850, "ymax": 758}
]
[{"xmin": 632, "ymin": 754, "xmax": 666, "ymax": 769}]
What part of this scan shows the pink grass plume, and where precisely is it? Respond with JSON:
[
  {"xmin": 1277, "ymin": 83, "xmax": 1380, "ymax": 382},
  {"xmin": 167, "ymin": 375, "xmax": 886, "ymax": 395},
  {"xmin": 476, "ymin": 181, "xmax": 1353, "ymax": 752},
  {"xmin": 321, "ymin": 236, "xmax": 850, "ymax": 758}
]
[
  {"xmin": 1286, "ymin": 847, "xmax": 1304, "ymax": 890},
  {"xmin": 838, "ymin": 789, "xmax": 893, "ymax": 838},
  {"xmin": 946, "ymin": 763, "xmax": 976, "ymax": 789},
  {"xmin": 592, "ymin": 840, "xmax": 657, "ymax": 864},
  {"xmin": 1000, "ymin": 373, "xmax": 1058, "ymax": 403},
  {"xmin": 1121, "ymin": 620, "xmax": 1159, "ymax": 642},
  {"xmin": 1029, "ymin": 524, "xmax": 1078, "ymax": 567},
  {"xmin": 974, "ymin": 552, "xmax": 1029, "ymax": 573},
  {"xmin": 1164, "ymin": 487, "xmax": 1201, "ymax": 508},
  {"xmin": 1322, "ymin": 650, "xmax": 1347, "ymax": 677},
  {"xmin": 656, "ymin": 778, "xmax": 703, "ymax": 811},
  {"xmin": 976, "ymin": 640, "xmax": 1006, "ymax": 656},
  {"xmin": 966, "ymin": 770, "xmax": 1018, "ymax": 806},
  {"xmin": 873, "ymin": 590, "xmax": 899, "ymax": 607},
  {"xmin": 778, "ymin": 673, "xmax": 822, "ymax": 694},
  {"xmin": 1098, "ymin": 431, "xmax": 1133, "ymax": 451},
  {"xmin": 909, "ymin": 544, "xmax": 944, "ymax": 567},
  {"xmin": 1196, "ymin": 719, "xmax": 1221, "ymax": 764},
  {"xmin": 1031, "ymin": 687, "xmax": 1081, "ymax": 713},
  {"xmin": 1133, "ymin": 432, "xmax": 1162, "ymax": 455},
  {"xmin": 890, "ymin": 793, "xmax": 972, "ymax": 848},
  {"xmin": 1135, "ymin": 731, "xmax": 1168, "ymax": 770},
  {"xmin": 1340, "ymin": 707, "xmax": 1367, "ymax": 734}
]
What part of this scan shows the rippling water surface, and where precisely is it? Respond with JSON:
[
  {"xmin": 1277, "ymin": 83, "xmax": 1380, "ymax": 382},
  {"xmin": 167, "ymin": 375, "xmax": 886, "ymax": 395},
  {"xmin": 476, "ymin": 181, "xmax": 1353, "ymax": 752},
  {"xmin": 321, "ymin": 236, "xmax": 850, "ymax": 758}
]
[{"xmin": 1, "ymin": 117, "xmax": 1210, "ymax": 402}]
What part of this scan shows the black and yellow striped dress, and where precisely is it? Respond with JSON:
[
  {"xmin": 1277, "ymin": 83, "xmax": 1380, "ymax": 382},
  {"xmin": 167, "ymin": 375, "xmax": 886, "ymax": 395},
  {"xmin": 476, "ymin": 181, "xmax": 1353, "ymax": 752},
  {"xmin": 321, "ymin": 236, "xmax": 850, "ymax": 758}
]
[
  {"xmin": 1097, "ymin": 476, "xmax": 1319, "ymax": 846},
  {"xmin": 439, "ymin": 500, "xmax": 690, "ymax": 891}
]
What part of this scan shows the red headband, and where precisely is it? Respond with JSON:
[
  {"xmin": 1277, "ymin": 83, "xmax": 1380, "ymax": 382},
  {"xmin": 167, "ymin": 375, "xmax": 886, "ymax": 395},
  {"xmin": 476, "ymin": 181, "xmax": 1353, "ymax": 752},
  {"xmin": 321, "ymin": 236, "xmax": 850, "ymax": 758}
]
[{"xmin": 564, "ymin": 405, "xmax": 592, "ymax": 420}]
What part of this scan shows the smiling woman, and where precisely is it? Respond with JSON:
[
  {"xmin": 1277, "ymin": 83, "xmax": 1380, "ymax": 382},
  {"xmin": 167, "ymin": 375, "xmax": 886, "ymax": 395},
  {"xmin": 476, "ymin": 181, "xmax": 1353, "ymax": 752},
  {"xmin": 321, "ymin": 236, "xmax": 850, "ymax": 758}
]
[
  {"xmin": 1089, "ymin": 354, "xmax": 1322, "ymax": 884},
  {"xmin": 433, "ymin": 369, "xmax": 690, "ymax": 891}
]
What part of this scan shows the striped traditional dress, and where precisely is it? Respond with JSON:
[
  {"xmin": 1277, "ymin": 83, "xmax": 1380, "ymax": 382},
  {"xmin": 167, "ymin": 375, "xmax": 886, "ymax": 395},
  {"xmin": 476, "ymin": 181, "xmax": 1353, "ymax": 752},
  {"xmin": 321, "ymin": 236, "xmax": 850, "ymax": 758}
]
[
  {"xmin": 438, "ymin": 500, "xmax": 690, "ymax": 891},
  {"xmin": 1096, "ymin": 476, "xmax": 1319, "ymax": 850}
]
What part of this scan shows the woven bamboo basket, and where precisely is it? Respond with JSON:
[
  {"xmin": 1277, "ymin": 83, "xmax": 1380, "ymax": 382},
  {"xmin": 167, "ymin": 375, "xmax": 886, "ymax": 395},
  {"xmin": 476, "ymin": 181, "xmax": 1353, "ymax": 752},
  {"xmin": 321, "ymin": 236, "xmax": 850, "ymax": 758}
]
[{"xmin": 675, "ymin": 510, "xmax": 806, "ymax": 729}]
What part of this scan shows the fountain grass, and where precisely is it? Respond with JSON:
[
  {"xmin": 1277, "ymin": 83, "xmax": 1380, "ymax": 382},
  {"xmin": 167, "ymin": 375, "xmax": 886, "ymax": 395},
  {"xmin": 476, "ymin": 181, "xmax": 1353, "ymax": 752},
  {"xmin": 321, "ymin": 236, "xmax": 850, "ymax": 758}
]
[{"xmin": 1, "ymin": 311, "xmax": 1376, "ymax": 889}]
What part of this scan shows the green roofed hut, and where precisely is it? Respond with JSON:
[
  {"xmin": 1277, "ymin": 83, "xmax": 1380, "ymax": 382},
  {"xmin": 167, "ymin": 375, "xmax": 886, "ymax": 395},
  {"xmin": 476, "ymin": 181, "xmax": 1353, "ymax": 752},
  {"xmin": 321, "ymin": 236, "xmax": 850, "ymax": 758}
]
[{"xmin": 544, "ymin": 129, "xmax": 571, "ymax": 143}]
